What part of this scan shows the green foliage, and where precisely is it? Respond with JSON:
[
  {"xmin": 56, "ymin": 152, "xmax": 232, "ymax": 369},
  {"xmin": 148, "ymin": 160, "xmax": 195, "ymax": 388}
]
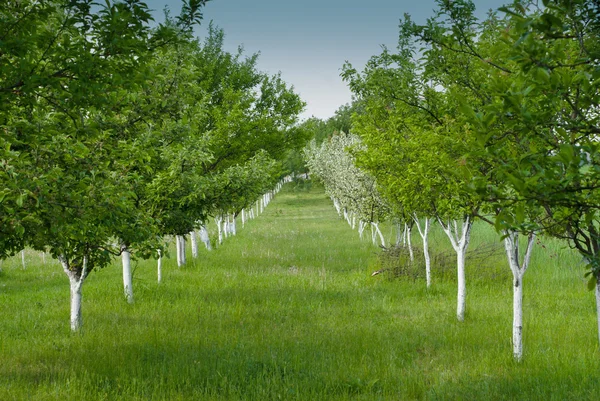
[{"xmin": 0, "ymin": 3, "xmax": 307, "ymax": 271}]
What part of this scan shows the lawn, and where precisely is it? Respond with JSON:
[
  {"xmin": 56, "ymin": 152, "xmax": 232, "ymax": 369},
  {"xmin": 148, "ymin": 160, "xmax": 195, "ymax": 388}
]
[{"xmin": 0, "ymin": 182, "xmax": 598, "ymax": 400}]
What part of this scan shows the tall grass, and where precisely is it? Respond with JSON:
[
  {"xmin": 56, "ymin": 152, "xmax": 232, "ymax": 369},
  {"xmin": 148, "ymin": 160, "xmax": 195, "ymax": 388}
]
[{"xmin": 0, "ymin": 183, "xmax": 598, "ymax": 400}]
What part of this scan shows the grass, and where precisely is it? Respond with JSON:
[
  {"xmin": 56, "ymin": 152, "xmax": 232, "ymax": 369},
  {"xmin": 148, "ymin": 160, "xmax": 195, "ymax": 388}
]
[{"xmin": 0, "ymin": 182, "xmax": 598, "ymax": 400}]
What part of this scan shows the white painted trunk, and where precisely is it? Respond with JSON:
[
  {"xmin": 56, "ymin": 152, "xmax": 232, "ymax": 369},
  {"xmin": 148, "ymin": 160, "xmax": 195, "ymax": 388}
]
[
  {"xmin": 260, "ymin": 199, "xmax": 264, "ymax": 213},
  {"xmin": 504, "ymin": 230, "xmax": 535, "ymax": 361},
  {"xmin": 230, "ymin": 216, "xmax": 237, "ymax": 235},
  {"xmin": 176, "ymin": 235, "xmax": 186, "ymax": 267},
  {"xmin": 407, "ymin": 224, "xmax": 414, "ymax": 261},
  {"xmin": 333, "ymin": 198, "xmax": 341, "ymax": 216},
  {"xmin": 396, "ymin": 223, "xmax": 402, "ymax": 246},
  {"xmin": 176, "ymin": 236, "xmax": 182, "ymax": 266},
  {"xmin": 21, "ymin": 250, "xmax": 25, "ymax": 269},
  {"xmin": 513, "ymin": 275, "xmax": 524, "ymax": 360},
  {"xmin": 121, "ymin": 248, "xmax": 134, "ymax": 304},
  {"xmin": 456, "ymin": 246, "xmax": 467, "ymax": 322},
  {"xmin": 41, "ymin": 252, "xmax": 46, "ymax": 264},
  {"xmin": 180, "ymin": 235, "xmax": 186, "ymax": 265},
  {"xmin": 60, "ymin": 255, "xmax": 89, "ymax": 332},
  {"xmin": 358, "ymin": 221, "xmax": 366, "ymax": 239},
  {"xmin": 351, "ymin": 214, "xmax": 356, "ymax": 230},
  {"xmin": 413, "ymin": 215, "xmax": 432, "ymax": 288},
  {"xmin": 200, "ymin": 225, "xmax": 212, "ymax": 250},
  {"xmin": 190, "ymin": 230, "xmax": 198, "ymax": 258},
  {"xmin": 438, "ymin": 216, "xmax": 473, "ymax": 322},
  {"xmin": 371, "ymin": 222, "xmax": 385, "ymax": 247},
  {"xmin": 216, "ymin": 217, "xmax": 223, "ymax": 244},
  {"xmin": 343, "ymin": 208, "xmax": 352, "ymax": 226},
  {"xmin": 69, "ymin": 275, "xmax": 83, "ymax": 331},
  {"xmin": 596, "ymin": 280, "xmax": 600, "ymax": 348},
  {"xmin": 157, "ymin": 249, "xmax": 162, "ymax": 284}
]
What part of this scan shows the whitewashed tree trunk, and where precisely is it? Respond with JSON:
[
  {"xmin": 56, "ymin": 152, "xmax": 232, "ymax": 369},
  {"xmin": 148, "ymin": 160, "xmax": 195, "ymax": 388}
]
[
  {"xmin": 21, "ymin": 250, "xmax": 25, "ymax": 269},
  {"xmin": 406, "ymin": 224, "xmax": 414, "ymax": 261},
  {"xmin": 333, "ymin": 198, "xmax": 341, "ymax": 216},
  {"xmin": 60, "ymin": 254, "xmax": 89, "ymax": 332},
  {"xmin": 223, "ymin": 217, "xmax": 229, "ymax": 239},
  {"xmin": 121, "ymin": 246, "xmax": 134, "ymax": 304},
  {"xmin": 413, "ymin": 215, "xmax": 432, "ymax": 288},
  {"xmin": 176, "ymin": 235, "xmax": 186, "ymax": 267},
  {"xmin": 200, "ymin": 225, "xmax": 212, "ymax": 250},
  {"xmin": 230, "ymin": 215, "xmax": 237, "ymax": 235},
  {"xmin": 41, "ymin": 251, "xmax": 46, "ymax": 264},
  {"xmin": 343, "ymin": 208, "xmax": 352, "ymax": 226},
  {"xmin": 351, "ymin": 214, "xmax": 356, "ymax": 230},
  {"xmin": 260, "ymin": 198, "xmax": 264, "ymax": 213},
  {"xmin": 157, "ymin": 249, "xmax": 162, "ymax": 284},
  {"xmin": 215, "ymin": 216, "xmax": 223, "ymax": 244},
  {"xmin": 358, "ymin": 220, "xmax": 366, "ymax": 239},
  {"xmin": 438, "ymin": 216, "xmax": 473, "ymax": 322},
  {"xmin": 176, "ymin": 235, "xmax": 182, "ymax": 266},
  {"xmin": 596, "ymin": 280, "xmax": 600, "ymax": 349},
  {"xmin": 396, "ymin": 223, "xmax": 402, "ymax": 246},
  {"xmin": 504, "ymin": 230, "xmax": 535, "ymax": 361},
  {"xmin": 371, "ymin": 222, "xmax": 385, "ymax": 247},
  {"xmin": 190, "ymin": 230, "xmax": 198, "ymax": 258},
  {"xmin": 180, "ymin": 235, "xmax": 186, "ymax": 265}
]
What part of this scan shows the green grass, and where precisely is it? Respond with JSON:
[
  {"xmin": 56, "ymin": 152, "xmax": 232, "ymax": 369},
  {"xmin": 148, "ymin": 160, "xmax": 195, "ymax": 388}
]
[{"xmin": 0, "ymin": 183, "xmax": 598, "ymax": 400}]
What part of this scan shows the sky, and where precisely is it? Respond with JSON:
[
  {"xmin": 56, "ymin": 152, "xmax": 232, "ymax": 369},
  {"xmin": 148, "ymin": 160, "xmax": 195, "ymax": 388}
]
[{"xmin": 143, "ymin": 0, "xmax": 507, "ymax": 121}]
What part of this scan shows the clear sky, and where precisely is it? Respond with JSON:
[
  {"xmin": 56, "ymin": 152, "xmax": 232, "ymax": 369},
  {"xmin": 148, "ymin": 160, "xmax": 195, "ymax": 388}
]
[{"xmin": 143, "ymin": 0, "xmax": 507, "ymax": 121}]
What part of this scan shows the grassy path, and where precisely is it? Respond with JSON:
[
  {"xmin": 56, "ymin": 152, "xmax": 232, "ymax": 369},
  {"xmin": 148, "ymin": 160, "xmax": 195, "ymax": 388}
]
[{"xmin": 1, "ymin": 184, "xmax": 599, "ymax": 400}]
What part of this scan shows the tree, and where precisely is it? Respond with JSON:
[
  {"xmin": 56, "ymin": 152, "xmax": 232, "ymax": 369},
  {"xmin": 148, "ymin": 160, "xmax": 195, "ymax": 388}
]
[
  {"xmin": 343, "ymin": 27, "xmax": 483, "ymax": 319},
  {"xmin": 0, "ymin": 0, "xmax": 206, "ymax": 330},
  {"xmin": 456, "ymin": 0, "xmax": 600, "ymax": 348}
]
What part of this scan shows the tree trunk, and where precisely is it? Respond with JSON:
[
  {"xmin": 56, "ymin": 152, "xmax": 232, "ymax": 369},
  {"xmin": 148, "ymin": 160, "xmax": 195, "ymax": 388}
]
[
  {"xmin": 413, "ymin": 215, "xmax": 432, "ymax": 288},
  {"xmin": 121, "ymin": 246, "xmax": 134, "ymax": 304},
  {"xmin": 176, "ymin": 235, "xmax": 186, "ymax": 267},
  {"xmin": 60, "ymin": 254, "xmax": 89, "ymax": 332},
  {"xmin": 200, "ymin": 225, "xmax": 212, "ymax": 250},
  {"xmin": 69, "ymin": 275, "xmax": 83, "ymax": 331},
  {"xmin": 21, "ymin": 250, "xmax": 25, "ymax": 269},
  {"xmin": 216, "ymin": 216, "xmax": 223, "ymax": 244},
  {"xmin": 456, "ymin": 245, "xmax": 467, "ymax": 322},
  {"xmin": 190, "ymin": 230, "xmax": 198, "ymax": 258},
  {"xmin": 333, "ymin": 198, "xmax": 341, "ymax": 216},
  {"xmin": 371, "ymin": 222, "xmax": 385, "ymax": 247},
  {"xmin": 406, "ymin": 224, "xmax": 414, "ymax": 261},
  {"xmin": 242, "ymin": 209, "xmax": 246, "ymax": 227},
  {"xmin": 230, "ymin": 215, "xmax": 237, "ymax": 235},
  {"xmin": 157, "ymin": 249, "xmax": 162, "ymax": 284},
  {"xmin": 438, "ymin": 216, "xmax": 473, "ymax": 322},
  {"xmin": 504, "ymin": 230, "xmax": 535, "ymax": 361},
  {"xmin": 180, "ymin": 235, "xmax": 186, "ymax": 265},
  {"xmin": 596, "ymin": 280, "xmax": 600, "ymax": 349}
]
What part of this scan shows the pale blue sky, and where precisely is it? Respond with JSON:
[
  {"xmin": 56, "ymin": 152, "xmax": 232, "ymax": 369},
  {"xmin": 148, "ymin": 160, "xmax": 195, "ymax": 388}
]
[{"xmin": 144, "ymin": 0, "xmax": 507, "ymax": 120}]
